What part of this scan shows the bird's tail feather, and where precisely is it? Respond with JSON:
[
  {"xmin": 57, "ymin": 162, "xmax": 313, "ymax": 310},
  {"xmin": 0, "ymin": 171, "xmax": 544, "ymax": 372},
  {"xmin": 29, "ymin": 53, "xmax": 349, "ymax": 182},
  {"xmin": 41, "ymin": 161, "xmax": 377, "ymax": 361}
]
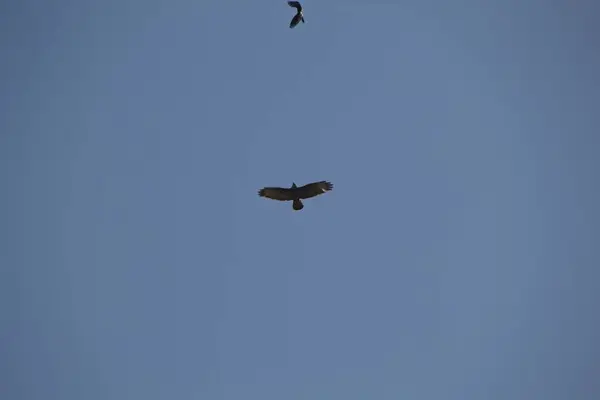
[{"xmin": 293, "ymin": 199, "xmax": 304, "ymax": 210}]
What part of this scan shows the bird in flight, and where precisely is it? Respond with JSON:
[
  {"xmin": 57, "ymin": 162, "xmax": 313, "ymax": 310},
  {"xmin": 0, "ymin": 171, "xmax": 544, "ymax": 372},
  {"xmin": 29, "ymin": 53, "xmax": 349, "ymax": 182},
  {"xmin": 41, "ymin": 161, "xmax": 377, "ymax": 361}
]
[
  {"xmin": 287, "ymin": 1, "xmax": 305, "ymax": 29},
  {"xmin": 258, "ymin": 180, "xmax": 333, "ymax": 211}
]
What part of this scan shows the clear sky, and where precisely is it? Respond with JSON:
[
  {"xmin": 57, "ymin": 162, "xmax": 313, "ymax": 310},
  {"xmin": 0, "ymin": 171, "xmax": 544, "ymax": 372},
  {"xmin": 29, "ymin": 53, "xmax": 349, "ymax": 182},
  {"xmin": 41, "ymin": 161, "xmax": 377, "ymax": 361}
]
[{"xmin": 2, "ymin": 1, "xmax": 599, "ymax": 399}]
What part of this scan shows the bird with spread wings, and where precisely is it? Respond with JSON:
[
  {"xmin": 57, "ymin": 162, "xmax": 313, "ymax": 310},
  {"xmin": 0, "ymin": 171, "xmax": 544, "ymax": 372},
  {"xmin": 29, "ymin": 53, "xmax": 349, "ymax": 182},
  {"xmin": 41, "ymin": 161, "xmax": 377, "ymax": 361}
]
[
  {"xmin": 288, "ymin": 1, "xmax": 305, "ymax": 29},
  {"xmin": 258, "ymin": 181, "xmax": 333, "ymax": 211}
]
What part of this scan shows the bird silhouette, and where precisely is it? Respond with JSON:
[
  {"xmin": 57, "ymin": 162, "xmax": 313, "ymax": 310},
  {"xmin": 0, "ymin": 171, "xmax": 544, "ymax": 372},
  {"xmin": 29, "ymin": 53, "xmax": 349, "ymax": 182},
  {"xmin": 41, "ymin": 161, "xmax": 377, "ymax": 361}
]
[
  {"xmin": 287, "ymin": 1, "xmax": 305, "ymax": 29},
  {"xmin": 258, "ymin": 181, "xmax": 333, "ymax": 211}
]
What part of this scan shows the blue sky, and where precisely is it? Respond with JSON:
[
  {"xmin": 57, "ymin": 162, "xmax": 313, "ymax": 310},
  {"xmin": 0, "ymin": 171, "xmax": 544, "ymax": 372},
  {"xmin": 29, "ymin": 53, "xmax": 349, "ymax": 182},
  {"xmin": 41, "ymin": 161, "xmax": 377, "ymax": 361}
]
[{"xmin": 2, "ymin": 1, "xmax": 599, "ymax": 399}]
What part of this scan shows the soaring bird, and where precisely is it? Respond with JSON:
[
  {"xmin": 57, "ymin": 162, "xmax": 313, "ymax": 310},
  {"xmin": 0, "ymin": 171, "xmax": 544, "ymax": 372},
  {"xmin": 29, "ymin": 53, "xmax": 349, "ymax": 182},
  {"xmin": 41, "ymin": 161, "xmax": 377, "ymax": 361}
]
[
  {"xmin": 287, "ymin": 1, "xmax": 305, "ymax": 29},
  {"xmin": 258, "ymin": 180, "xmax": 333, "ymax": 211}
]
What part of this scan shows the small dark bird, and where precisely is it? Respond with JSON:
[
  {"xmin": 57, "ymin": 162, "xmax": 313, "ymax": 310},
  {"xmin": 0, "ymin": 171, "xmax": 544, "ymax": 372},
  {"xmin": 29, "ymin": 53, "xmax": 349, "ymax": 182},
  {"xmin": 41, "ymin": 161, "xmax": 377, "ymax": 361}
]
[
  {"xmin": 258, "ymin": 180, "xmax": 333, "ymax": 211},
  {"xmin": 287, "ymin": 1, "xmax": 305, "ymax": 29}
]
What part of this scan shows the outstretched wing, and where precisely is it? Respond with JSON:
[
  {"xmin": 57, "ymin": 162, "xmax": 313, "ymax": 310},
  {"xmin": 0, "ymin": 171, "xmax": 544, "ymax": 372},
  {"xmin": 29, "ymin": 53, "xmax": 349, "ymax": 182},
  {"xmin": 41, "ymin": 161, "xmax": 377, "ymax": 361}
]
[
  {"xmin": 289, "ymin": 13, "xmax": 302, "ymax": 28},
  {"xmin": 297, "ymin": 181, "xmax": 334, "ymax": 199},
  {"xmin": 288, "ymin": 1, "xmax": 303, "ymax": 12},
  {"xmin": 258, "ymin": 187, "xmax": 295, "ymax": 201}
]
